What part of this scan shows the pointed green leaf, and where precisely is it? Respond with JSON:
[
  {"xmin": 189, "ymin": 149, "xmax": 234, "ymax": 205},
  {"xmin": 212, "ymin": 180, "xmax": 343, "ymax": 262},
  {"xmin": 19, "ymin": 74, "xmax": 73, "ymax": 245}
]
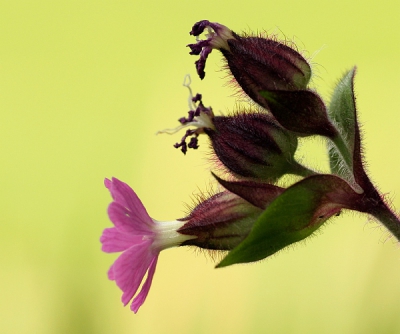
[
  {"xmin": 217, "ymin": 175, "xmax": 354, "ymax": 267},
  {"xmin": 327, "ymin": 67, "xmax": 360, "ymax": 191}
]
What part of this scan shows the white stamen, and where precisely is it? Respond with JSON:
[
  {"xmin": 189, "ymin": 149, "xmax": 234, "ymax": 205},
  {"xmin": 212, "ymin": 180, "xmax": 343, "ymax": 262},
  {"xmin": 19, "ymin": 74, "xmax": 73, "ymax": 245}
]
[
  {"xmin": 205, "ymin": 26, "xmax": 216, "ymax": 40},
  {"xmin": 204, "ymin": 25, "xmax": 232, "ymax": 51},
  {"xmin": 195, "ymin": 109, "xmax": 215, "ymax": 130},
  {"xmin": 183, "ymin": 74, "xmax": 196, "ymax": 111},
  {"xmin": 156, "ymin": 75, "xmax": 215, "ymax": 136},
  {"xmin": 156, "ymin": 124, "xmax": 188, "ymax": 135}
]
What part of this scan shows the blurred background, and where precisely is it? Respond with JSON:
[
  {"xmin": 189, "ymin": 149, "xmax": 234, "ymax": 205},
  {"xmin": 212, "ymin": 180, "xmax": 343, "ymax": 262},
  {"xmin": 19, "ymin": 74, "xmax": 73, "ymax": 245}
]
[{"xmin": 1, "ymin": 1, "xmax": 400, "ymax": 333}]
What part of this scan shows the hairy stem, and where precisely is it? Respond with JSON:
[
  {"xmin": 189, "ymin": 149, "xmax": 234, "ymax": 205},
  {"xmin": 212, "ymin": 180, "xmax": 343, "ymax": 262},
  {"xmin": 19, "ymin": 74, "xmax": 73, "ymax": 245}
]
[
  {"xmin": 289, "ymin": 161, "xmax": 318, "ymax": 178},
  {"xmin": 371, "ymin": 202, "xmax": 400, "ymax": 242}
]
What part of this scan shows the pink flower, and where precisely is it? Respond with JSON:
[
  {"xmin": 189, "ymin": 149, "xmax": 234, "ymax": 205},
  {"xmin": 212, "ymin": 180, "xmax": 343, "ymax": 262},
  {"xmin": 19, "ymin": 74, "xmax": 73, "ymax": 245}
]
[
  {"xmin": 100, "ymin": 177, "xmax": 193, "ymax": 313},
  {"xmin": 100, "ymin": 177, "xmax": 282, "ymax": 312}
]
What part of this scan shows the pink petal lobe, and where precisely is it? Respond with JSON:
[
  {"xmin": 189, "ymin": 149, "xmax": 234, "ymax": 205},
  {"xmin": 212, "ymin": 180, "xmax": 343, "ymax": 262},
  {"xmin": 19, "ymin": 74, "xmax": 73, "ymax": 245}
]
[
  {"xmin": 103, "ymin": 177, "xmax": 161, "ymax": 312},
  {"xmin": 107, "ymin": 202, "xmax": 153, "ymax": 234},
  {"xmin": 108, "ymin": 262, "xmax": 115, "ymax": 280},
  {"xmin": 100, "ymin": 227, "xmax": 143, "ymax": 253},
  {"xmin": 105, "ymin": 178, "xmax": 153, "ymax": 228},
  {"xmin": 104, "ymin": 178, "xmax": 112, "ymax": 191},
  {"xmin": 130, "ymin": 256, "xmax": 159, "ymax": 313},
  {"xmin": 111, "ymin": 239, "xmax": 157, "ymax": 306}
]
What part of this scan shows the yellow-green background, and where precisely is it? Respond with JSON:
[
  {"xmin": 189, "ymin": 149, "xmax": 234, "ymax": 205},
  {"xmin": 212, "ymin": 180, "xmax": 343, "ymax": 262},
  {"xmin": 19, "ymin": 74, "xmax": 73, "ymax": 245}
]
[{"xmin": 1, "ymin": 1, "xmax": 400, "ymax": 333}]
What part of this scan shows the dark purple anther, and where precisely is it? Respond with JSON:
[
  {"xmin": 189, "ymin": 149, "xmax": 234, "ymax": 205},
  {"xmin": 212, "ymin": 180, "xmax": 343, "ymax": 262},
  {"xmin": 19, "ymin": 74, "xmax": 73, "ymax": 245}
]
[
  {"xmin": 188, "ymin": 136, "xmax": 199, "ymax": 149},
  {"xmin": 192, "ymin": 93, "xmax": 202, "ymax": 103},
  {"xmin": 188, "ymin": 20, "xmax": 234, "ymax": 80},
  {"xmin": 189, "ymin": 20, "xmax": 211, "ymax": 36},
  {"xmin": 178, "ymin": 110, "xmax": 196, "ymax": 124},
  {"xmin": 194, "ymin": 46, "xmax": 212, "ymax": 80},
  {"xmin": 174, "ymin": 141, "xmax": 187, "ymax": 155},
  {"xmin": 174, "ymin": 129, "xmax": 200, "ymax": 155},
  {"xmin": 190, "ymin": 20, "xmax": 228, "ymax": 37},
  {"xmin": 165, "ymin": 92, "xmax": 215, "ymax": 155}
]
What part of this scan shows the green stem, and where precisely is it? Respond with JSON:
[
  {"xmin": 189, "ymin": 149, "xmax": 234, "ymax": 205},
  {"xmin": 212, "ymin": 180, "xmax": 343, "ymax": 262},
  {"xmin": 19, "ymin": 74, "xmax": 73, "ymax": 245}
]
[
  {"xmin": 371, "ymin": 203, "xmax": 400, "ymax": 242},
  {"xmin": 290, "ymin": 161, "xmax": 317, "ymax": 178}
]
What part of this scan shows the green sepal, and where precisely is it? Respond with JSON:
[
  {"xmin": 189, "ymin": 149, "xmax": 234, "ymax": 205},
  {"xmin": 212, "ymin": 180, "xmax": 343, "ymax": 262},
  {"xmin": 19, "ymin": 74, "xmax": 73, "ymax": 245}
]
[
  {"xmin": 217, "ymin": 175, "xmax": 353, "ymax": 268},
  {"xmin": 327, "ymin": 67, "xmax": 359, "ymax": 189}
]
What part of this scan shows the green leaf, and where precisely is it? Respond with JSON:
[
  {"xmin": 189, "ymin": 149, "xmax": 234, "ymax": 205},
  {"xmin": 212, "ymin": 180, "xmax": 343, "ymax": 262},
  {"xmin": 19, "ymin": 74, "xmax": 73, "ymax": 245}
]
[
  {"xmin": 217, "ymin": 175, "xmax": 351, "ymax": 268},
  {"xmin": 327, "ymin": 67, "xmax": 359, "ymax": 190}
]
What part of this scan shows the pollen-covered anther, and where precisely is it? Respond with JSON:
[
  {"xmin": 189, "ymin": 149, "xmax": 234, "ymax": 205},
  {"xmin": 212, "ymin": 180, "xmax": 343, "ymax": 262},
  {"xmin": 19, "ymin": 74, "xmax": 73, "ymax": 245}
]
[{"xmin": 158, "ymin": 76, "xmax": 215, "ymax": 154}]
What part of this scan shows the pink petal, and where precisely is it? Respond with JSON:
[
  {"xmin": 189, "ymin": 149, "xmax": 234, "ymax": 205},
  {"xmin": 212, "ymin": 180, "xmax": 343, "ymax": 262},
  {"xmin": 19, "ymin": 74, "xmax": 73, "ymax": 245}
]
[
  {"xmin": 108, "ymin": 262, "xmax": 115, "ymax": 280},
  {"xmin": 105, "ymin": 178, "xmax": 153, "ymax": 229},
  {"xmin": 107, "ymin": 202, "xmax": 153, "ymax": 235},
  {"xmin": 104, "ymin": 178, "xmax": 112, "ymax": 191},
  {"xmin": 130, "ymin": 256, "xmax": 158, "ymax": 313},
  {"xmin": 111, "ymin": 239, "xmax": 158, "ymax": 306},
  {"xmin": 100, "ymin": 227, "xmax": 143, "ymax": 253}
]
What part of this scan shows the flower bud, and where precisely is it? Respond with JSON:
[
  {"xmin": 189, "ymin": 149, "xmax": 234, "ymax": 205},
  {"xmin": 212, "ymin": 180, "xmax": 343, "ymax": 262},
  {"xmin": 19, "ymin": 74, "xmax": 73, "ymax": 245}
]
[
  {"xmin": 188, "ymin": 20, "xmax": 339, "ymax": 139},
  {"xmin": 260, "ymin": 90, "xmax": 338, "ymax": 138},
  {"xmin": 159, "ymin": 88, "xmax": 310, "ymax": 181},
  {"xmin": 211, "ymin": 173, "xmax": 285, "ymax": 209},
  {"xmin": 205, "ymin": 112, "xmax": 299, "ymax": 181},
  {"xmin": 178, "ymin": 191, "xmax": 264, "ymax": 250},
  {"xmin": 188, "ymin": 20, "xmax": 312, "ymax": 105}
]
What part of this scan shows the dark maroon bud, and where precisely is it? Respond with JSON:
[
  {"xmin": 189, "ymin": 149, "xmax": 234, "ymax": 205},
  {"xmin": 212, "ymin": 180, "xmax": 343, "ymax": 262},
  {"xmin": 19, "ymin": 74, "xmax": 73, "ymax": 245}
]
[
  {"xmin": 260, "ymin": 90, "xmax": 338, "ymax": 138},
  {"xmin": 178, "ymin": 191, "xmax": 263, "ymax": 250},
  {"xmin": 160, "ymin": 86, "xmax": 315, "ymax": 181},
  {"xmin": 204, "ymin": 112, "xmax": 299, "ymax": 181},
  {"xmin": 212, "ymin": 173, "xmax": 284, "ymax": 209},
  {"xmin": 188, "ymin": 20, "xmax": 311, "ymax": 95},
  {"xmin": 187, "ymin": 21, "xmax": 340, "ymax": 139}
]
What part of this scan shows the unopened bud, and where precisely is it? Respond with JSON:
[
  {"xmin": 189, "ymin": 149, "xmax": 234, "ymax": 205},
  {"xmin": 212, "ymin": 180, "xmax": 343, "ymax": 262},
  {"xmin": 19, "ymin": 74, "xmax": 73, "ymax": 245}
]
[
  {"xmin": 188, "ymin": 20, "xmax": 338, "ymax": 139},
  {"xmin": 260, "ymin": 90, "xmax": 338, "ymax": 138},
  {"xmin": 205, "ymin": 112, "xmax": 299, "ymax": 181},
  {"xmin": 188, "ymin": 20, "xmax": 311, "ymax": 105},
  {"xmin": 160, "ymin": 89, "xmax": 307, "ymax": 181},
  {"xmin": 178, "ymin": 191, "xmax": 263, "ymax": 250}
]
